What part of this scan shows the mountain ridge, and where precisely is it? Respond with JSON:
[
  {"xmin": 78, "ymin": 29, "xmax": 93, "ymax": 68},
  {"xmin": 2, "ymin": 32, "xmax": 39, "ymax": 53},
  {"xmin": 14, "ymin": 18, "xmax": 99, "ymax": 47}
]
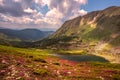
[{"xmin": 51, "ymin": 6, "xmax": 120, "ymax": 38}]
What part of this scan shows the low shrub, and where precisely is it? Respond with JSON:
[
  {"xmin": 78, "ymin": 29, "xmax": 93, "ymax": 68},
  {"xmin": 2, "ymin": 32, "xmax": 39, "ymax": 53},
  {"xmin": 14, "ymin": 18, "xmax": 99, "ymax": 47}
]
[
  {"xmin": 33, "ymin": 68, "xmax": 49, "ymax": 76},
  {"xmin": 0, "ymin": 64, "xmax": 7, "ymax": 68},
  {"xmin": 33, "ymin": 57, "xmax": 47, "ymax": 63},
  {"xmin": 112, "ymin": 74, "xmax": 120, "ymax": 80},
  {"xmin": 53, "ymin": 62, "xmax": 60, "ymax": 66}
]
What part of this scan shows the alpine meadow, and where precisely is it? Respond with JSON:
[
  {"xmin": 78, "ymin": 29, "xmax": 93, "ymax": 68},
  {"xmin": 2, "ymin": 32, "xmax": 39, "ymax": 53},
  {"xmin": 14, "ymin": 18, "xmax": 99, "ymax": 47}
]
[{"xmin": 0, "ymin": 0, "xmax": 120, "ymax": 80}]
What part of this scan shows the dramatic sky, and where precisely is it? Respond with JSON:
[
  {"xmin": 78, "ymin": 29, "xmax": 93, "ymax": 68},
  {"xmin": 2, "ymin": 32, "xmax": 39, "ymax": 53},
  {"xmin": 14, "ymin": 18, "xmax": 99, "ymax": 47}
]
[{"xmin": 0, "ymin": 0, "xmax": 120, "ymax": 31}]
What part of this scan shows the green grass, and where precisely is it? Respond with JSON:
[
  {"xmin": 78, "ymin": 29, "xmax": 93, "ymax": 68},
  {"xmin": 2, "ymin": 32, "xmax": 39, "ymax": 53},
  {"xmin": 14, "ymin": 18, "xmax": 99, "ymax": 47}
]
[
  {"xmin": 89, "ymin": 62, "xmax": 120, "ymax": 70},
  {"xmin": 33, "ymin": 57, "xmax": 47, "ymax": 63},
  {"xmin": 53, "ymin": 49, "xmax": 87, "ymax": 55},
  {"xmin": 0, "ymin": 45, "xmax": 51, "ymax": 59},
  {"xmin": 33, "ymin": 68, "xmax": 50, "ymax": 76}
]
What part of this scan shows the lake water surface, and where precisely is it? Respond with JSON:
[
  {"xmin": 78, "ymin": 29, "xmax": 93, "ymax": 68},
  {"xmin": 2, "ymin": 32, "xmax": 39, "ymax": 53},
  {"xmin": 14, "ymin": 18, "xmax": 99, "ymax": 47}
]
[{"xmin": 50, "ymin": 54, "xmax": 109, "ymax": 62}]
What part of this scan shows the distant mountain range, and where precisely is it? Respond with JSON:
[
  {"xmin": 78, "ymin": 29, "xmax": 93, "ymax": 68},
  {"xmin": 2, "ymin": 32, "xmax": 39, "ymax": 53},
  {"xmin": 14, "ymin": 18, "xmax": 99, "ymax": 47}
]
[
  {"xmin": 33, "ymin": 6, "xmax": 120, "ymax": 54},
  {"xmin": 0, "ymin": 28, "xmax": 54, "ymax": 47}
]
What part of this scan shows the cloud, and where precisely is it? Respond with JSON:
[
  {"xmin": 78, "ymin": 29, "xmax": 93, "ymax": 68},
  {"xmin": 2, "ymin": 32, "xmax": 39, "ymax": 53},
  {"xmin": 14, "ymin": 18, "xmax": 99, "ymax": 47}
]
[
  {"xmin": 0, "ymin": 0, "xmax": 3, "ymax": 6},
  {"xmin": 46, "ymin": 8, "xmax": 63, "ymax": 19},
  {"xmin": 24, "ymin": 8, "xmax": 37, "ymax": 13},
  {"xmin": 0, "ymin": 0, "xmax": 33, "ymax": 17},
  {"xmin": 69, "ymin": 9, "xmax": 87, "ymax": 19},
  {"xmin": 0, "ymin": 0, "xmax": 88, "ymax": 30},
  {"xmin": 74, "ymin": 0, "xmax": 87, "ymax": 4}
]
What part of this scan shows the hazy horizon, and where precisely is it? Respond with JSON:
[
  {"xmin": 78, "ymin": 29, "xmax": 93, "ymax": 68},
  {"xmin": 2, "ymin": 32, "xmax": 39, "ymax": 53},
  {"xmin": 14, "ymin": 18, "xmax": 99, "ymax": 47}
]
[{"xmin": 0, "ymin": 26, "xmax": 56, "ymax": 31}]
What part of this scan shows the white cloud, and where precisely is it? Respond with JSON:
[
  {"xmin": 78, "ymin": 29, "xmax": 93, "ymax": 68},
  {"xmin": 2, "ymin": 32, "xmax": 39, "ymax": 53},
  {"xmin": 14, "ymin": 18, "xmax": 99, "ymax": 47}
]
[
  {"xmin": 0, "ymin": 0, "xmax": 88, "ymax": 30},
  {"xmin": 74, "ymin": 0, "xmax": 87, "ymax": 4},
  {"xmin": 69, "ymin": 9, "xmax": 87, "ymax": 19},
  {"xmin": 79, "ymin": 9, "xmax": 87, "ymax": 15},
  {"xmin": 0, "ymin": 0, "xmax": 3, "ymax": 6},
  {"xmin": 14, "ymin": 0, "xmax": 21, "ymax": 2},
  {"xmin": 24, "ymin": 8, "xmax": 37, "ymax": 13},
  {"xmin": 44, "ymin": 0, "xmax": 87, "ymax": 20},
  {"xmin": 35, "ymin": 0, "xmax": 50, "ymax": 6},
  {"xmin": 46, "ymin": 8, "xmax": 63, "ymax": 19}
]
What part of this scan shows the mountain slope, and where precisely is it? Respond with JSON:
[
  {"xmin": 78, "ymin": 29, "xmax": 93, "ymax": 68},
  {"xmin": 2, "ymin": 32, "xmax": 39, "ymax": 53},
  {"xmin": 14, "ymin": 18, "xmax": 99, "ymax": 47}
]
[
  {"xmin": 51, "ymin": 6, "xmax": 120, "ymax": 41},
  {"xmin": 0, "ymin": 33, "xmax": 11, "ymax": 45},
  {"xmin": 33, "ymin": 6, "xmax": 120, "ymax": 53}
]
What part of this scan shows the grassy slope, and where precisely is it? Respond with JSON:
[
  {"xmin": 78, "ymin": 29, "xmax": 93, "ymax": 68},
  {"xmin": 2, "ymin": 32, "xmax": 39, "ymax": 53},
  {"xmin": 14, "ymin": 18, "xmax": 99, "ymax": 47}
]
[
  {"xmin": 0, "ymin": 45, "xmax": 120, "ymax": 79},
  {"xmin": 53, "ymin": 49, "xmax": 87, "ymax": 55},
  {"xmin": 0, "ymin": 45, "xmax": 50, "ymax": 58},
  {"xmin": 48, "ymin": 6, "xmax": 120, "ymax": 47}
]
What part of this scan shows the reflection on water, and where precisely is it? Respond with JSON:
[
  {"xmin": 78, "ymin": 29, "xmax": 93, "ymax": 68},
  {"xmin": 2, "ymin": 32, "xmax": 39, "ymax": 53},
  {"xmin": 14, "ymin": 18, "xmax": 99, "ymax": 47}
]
[{"xmin": 50, "ymin": 54, "xmax": 109, "ymax": 62}]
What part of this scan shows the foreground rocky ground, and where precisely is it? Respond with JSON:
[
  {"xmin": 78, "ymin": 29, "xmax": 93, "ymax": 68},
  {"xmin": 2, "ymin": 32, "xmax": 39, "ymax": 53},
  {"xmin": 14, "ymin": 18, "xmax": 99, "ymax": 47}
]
[
  {"xmin": 1, "ymin": 53, "xmax": 120, "ymax": 80},
  {"xmin": 0, "ymin": 45, "xmax": 120, "ymax": 80}
]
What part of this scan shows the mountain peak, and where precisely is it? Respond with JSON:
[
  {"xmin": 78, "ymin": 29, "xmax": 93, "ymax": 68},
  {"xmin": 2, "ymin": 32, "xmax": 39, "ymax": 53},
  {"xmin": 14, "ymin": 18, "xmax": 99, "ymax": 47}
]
[{"xmin": 104, "ymin": 6, "xmax": 120, "ymax": 10}]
